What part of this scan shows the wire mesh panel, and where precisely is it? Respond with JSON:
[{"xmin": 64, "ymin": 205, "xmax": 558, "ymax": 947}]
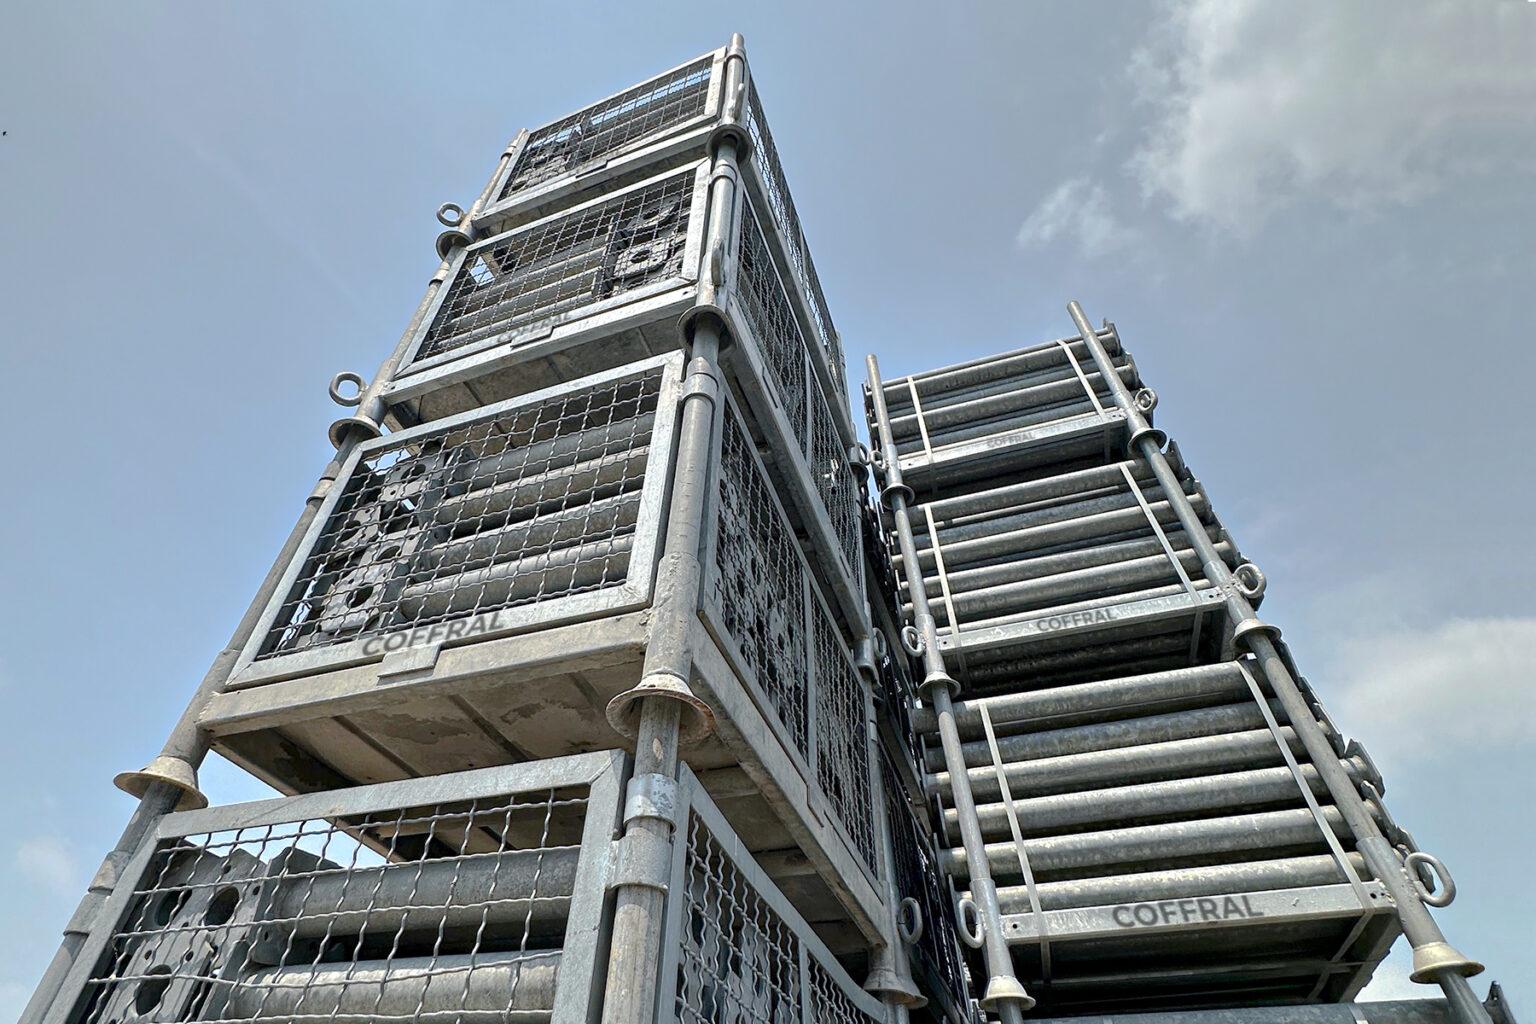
[
  {"xmin": 661, "ymin": 769, "xmax": 886, "ymax": 1024},
  {"xmin": 880, "ymin": 754, "xmax": 972, "ymax": 1023},
  {"xmin": 702, "ymin": 403, "xmax": 877, "ymax": 875},
  {"xmin": 707, "ymin": 408, "xmax": 810, "ymax": 758},
  {"xmin": 742, "ymin": 82, "xmax": 846, "ymax": 399},
  {"xmin": 236, "ymin": 356, "xmax": 682, "ymax": 685},
  {"xmin": 497, "ymin": 54, "xmax": 718, "ymax": 202},
  {"xmin": 51, "ymin": 754, "xmax": 623, "ymax": 1024},
  {"xmin": 403, "ymin": 165, "xmax": 706, "ymax": 374},
  {"xmin": 811, "ymin": 603, "xmax": 877, "ymax": 874},
  {"xmin": 730, "ymin": 197, "xmax": 864, "ymax": 588}
]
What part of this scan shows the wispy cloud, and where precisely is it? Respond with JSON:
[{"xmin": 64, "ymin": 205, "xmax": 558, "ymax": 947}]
[
  {"xmin": 1128, "ymin": 0, "xmax": 1536, "ymax": 234},
  {"xmin": 1017, "ymin": 178, "xmax": 1134, "ymax": 258}
]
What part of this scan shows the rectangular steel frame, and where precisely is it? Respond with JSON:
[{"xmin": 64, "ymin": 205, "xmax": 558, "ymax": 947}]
[{"xmin": 42, "ymin": 752, "xmax": 627, "ymax": 1024}]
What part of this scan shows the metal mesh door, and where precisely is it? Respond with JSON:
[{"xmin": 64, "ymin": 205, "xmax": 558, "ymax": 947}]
[
  {"xmin": 52, "ymin": 754, "xmax": 623, "ymax": 1024},
  {"xmin": 498, "ymin": 55, "xmax": 716, "ymax": 201},
  {"xmin": 244, "ymin": 355, "xmax": 682, "ymax": 678}
]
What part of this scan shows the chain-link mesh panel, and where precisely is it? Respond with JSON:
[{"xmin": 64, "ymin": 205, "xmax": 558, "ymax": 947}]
[
  {"xmin": 881, "ymin": 753, "xmax": 971, "ymax": 1019},
  {"xmin": 734, "ymin": 200, "xmax": 808, "ymax": 444},
  {"xmin": 709, "ymin": 409, "xmax": 809, "ymax": 757},
  {"xmin": 743, "ymin": 83, "xmax": 846, "ymax": 397},
  {"xmin": 808, "ymin": 959, "xmax": 883, "ymax": 1024},
  {"xmin": 74, "ymin": 787, "xmax": 588, "ymax": 1024},
  {"xmin": 498, "ymin": 57, "xmax": 713, "ymax": 200},
  {"xmin": 812, "ymin": 604, "xmax": 877, "ymax": 873},
  {"xmin": 675, "ymin": 812, "xmax": 802, "ymax": 1024},
  {"xmin": 260, "ymin": 367, "xmax": 664, "ymax": 658},
  {"xmin": 415, "ymin": 171, "xmax": 696, "ymax": 364}
]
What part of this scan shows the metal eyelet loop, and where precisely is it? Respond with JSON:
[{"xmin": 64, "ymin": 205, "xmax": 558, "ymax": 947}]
[
  {"xmin": 328, "ymin": 371, "xmax": 366, "ymax": 408},
  {"xmin": 436, "ymin": 203, "xmax": 466, "ymax": 227},
  {"xmin": 955, "ymin": 896, "xmax": 984, "ymax": 949},
  {"xmin": 1234, "ymin": 562, "xmax": 1267, "ymax": 600},
  {"xmin": 897, "ymin": 897, "xmax": 924, "ymax": 944},
  {"xmin": 900, "ymin": 625, "xmax": 924, "ymax": 657},
  {"xmin": 1134, "ymin": 387, "xmax": 1158, "ymax": 413},
  {"xmin": 1405, "ymin": 851, "xmax": 1457, "ymax": 908}
]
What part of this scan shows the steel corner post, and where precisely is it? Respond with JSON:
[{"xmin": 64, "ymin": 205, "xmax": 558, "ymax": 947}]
[
  {"xmin": 868, "ymin": 353, "xmax": 1034, "ymax": 1024},
  {"xmin": 1065, "ymin": 299, "xmax": 1491, "ymax": 1024},
  {"xmin": 600, "ymin": 53, "xmax": 746, "ymax": 1023}
]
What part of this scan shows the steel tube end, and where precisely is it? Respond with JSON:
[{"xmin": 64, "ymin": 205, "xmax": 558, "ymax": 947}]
[
  {"xmin": 606, "ymin": 674, "xmax": 715, "ymax": 746},
  {"xmin": 980, "ymin": 974, "xmax": 1035, "ymax": 1012},
  {"xmin": 1410, "ymin": 940, "xmax": 1485, "ymax": 983},
  {"xmin": 113, "ymin": 755, "xmax": 207, "ymax": 811}
]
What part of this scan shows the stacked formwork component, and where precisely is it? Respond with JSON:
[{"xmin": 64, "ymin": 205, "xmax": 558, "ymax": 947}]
[
  {"xmin": 24, "ymin": 36, "xmax": 916, "ymax": 1024},
  {"xmin": 865, "ymin": 304, "xmax": 1496, "ymax": 1022}
]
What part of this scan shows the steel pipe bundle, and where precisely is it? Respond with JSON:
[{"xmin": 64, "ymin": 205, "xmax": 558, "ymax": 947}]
[{"xmin": 862, "ymin": 311, "xmax": 1467, "ymax": 1015}]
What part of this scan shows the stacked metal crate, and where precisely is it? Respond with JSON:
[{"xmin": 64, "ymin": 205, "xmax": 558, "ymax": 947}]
[
  {"xmin": 865, "ymin": 306, "xmax": 1493, "ymax": 1022},
  {"xmin": 25, "ymin": 37, "xmax": 902, "ymax": 1024}
]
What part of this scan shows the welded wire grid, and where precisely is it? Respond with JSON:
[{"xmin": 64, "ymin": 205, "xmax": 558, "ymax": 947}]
[
  {"xmin": 75, "ymin": 788, "xmax": 587, "ymax": 1024},
  {"xmin": 808, "ymin": 959, "xmax": 882, "ymax": 1024},
  {"xmin": 736, "ymin": 197, "xmax": 863, "ymax": 581},
  {"xmin": 808, "ymin": 372, "xmax": 863, "ymax": 582},
  {"xmin": 414, "ymin": 170, "xmax": 696, "ymax": 364},
  {"xmin": 812, "ymin": 603, "xmax": 878, "ymax": 873},
  {"xmin": 708, "ymin": 409, "xmax": 810, "ymax": 757},
  {"xmin": 674, "ymin": 812, "xmax": 801, "ymax": 1024},
  {"xmin": 880, "ymin": 753, "xmax": 972, "ymax": 1020},
  {"xmin": 259, "ymin": 368, "xmax": 663, "ymax": 658},
  {"xmin": 734, "ymin": 200, "xmax": 808, "ymax": 443},
  {"xmin": 499, "ymin": 57, "xmax": 713, "ymax": 198},
  {"xmin": 742, "ymin": 82, "xmax": 847, "ymax": 396}
]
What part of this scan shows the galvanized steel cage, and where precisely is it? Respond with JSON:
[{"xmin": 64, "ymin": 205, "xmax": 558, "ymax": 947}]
[
  {"xmin": 897, "ymin": 452, "xmax": 1241, "ymax": 686},
  {"xmin": 702, "ymin": 401, "xmax": 878, "ymax": 876},
  {"xmin": 44, "ymin": 753, "xmax": 625, "ymax": 1024},
  {"xmin": 660, "ymin": 767, "xmax": 887, "ymax": 1024},
  {"xmin": 396, "ymin": 166, "xmax": 709, "ymax": 387},
  {"xmin": 871, "ymin": 328, "xmax": 1137, "ymax": 495},
  {"xmin": 233, "ymin": 355, "xmax": 683, "ymax": 688}
]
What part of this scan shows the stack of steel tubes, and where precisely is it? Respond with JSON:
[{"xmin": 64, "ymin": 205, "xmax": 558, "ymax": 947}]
[{"xmin": 866, "ymin": 308, "xmax": 1491, "ymax": 1020}]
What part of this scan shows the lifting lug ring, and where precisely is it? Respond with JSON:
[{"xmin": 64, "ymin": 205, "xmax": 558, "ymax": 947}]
[
  {"xmin": 955, "ymin": 896, "xmax": 984, "ymax": 949},
  {"xmin": 897, "ymin": 897, "xmax": 924, "ymax": 945},
  {"xmin": 436, "ymin": 202, "xmax": 466, "ymax": 228},
  {"xmin": 1234, "ymin": 562, "xmax": 1267, "ymax": 600},
  {"xmin": 900, "ymin": 625, "xmax": 925, "ymax": 657},
  {"xmin": 1405, "ymin": 851, "xmax": 1457, "ymax": 907},
  {"xmin": 328, "ymin": 371, "xmax": 366, "ymax": 408},
  {"xmin": 1134, "ymin": 387, "xmax": 1159, "ymax": 414}
]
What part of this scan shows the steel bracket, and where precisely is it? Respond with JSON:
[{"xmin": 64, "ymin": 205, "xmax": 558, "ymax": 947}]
[
  {"xmin": 623, "ymin": 773, "xmax": 679, "ymax": 829},
  {"xmin": 608, "ymin": 829, "xmax": 674, "ymax": 895}
]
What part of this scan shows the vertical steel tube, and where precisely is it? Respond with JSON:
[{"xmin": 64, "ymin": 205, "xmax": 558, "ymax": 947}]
[
  {"xmin": 868, "ymin": 355, "xmax": 1032, "ymax": 1023},
  {"xmin": 601, "ymin": 39, "xmax": 748, "ymax": 1024},
  {"xmin": 1064, "ymin": 300, "xmax": 1488, "ymax": 1023}
]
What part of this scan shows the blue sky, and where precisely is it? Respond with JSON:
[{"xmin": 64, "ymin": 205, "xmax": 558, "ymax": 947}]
[{"xmin": 2, "ymin": 1, "xmax": 1533, "ymax": 1013}]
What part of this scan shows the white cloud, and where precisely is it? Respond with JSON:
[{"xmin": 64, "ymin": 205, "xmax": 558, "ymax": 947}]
[
  {"xmin": 1355, "ymin": 947, "xmax": 1420, "ymax": 1002},
  {"xmin": 1017, "ymin": 178, "xmax": 1132, "ymax": 258},
  {"xmin": 1129, "ymin": 0, "xmax": 1536, "ymax": 233},
  {"xmin": 1332, "ymin": 616, "xmax": 1536, "ymax": 757},
  {"xmin": 14, "ymin": 834, "xmax": 82, "ymax": 897}
]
